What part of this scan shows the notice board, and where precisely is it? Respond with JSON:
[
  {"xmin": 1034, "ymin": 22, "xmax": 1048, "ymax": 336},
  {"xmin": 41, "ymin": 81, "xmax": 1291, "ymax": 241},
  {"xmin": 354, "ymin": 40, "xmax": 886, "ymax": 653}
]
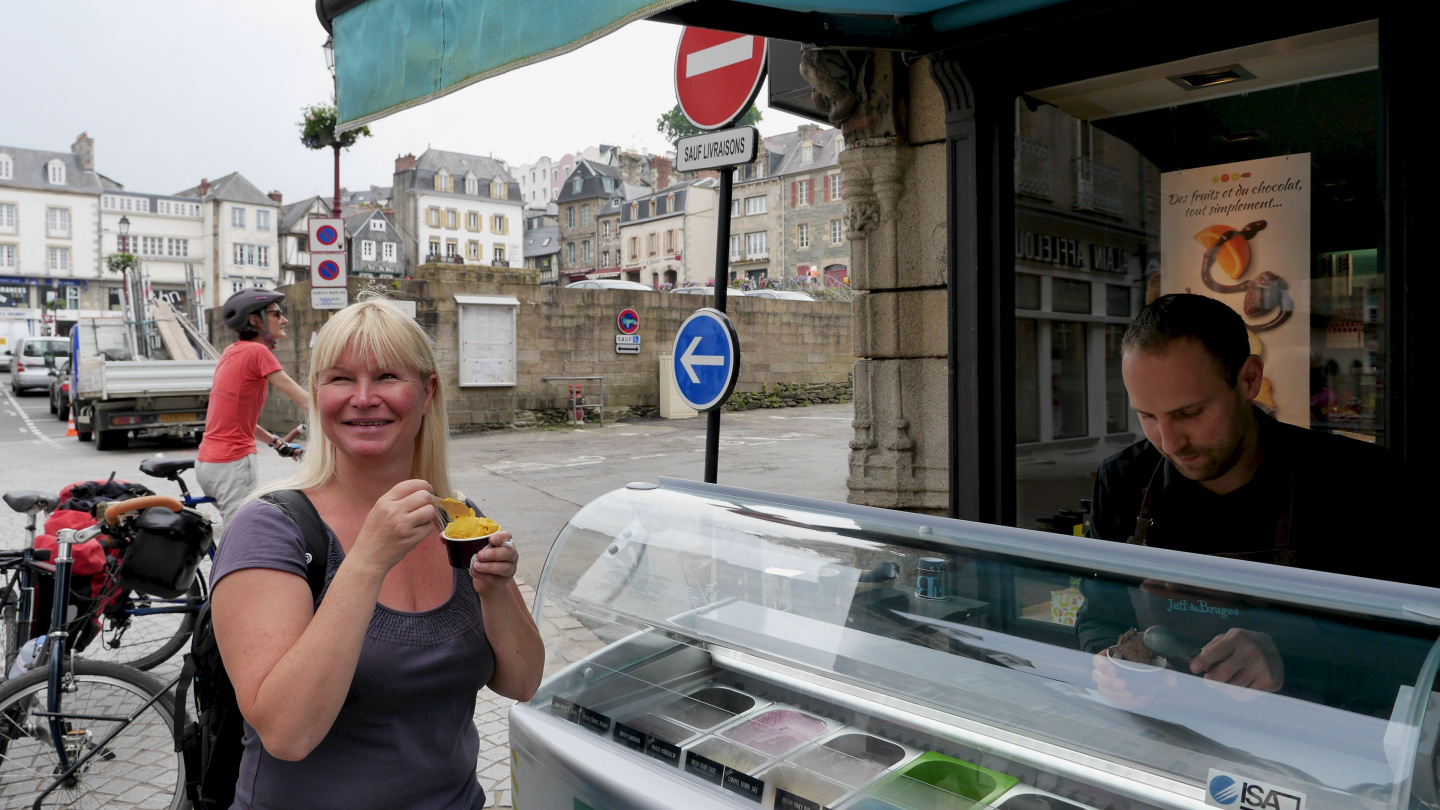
[{"xmin": 455, "ymin": 294, "xmax": 518, "ymax": 387}]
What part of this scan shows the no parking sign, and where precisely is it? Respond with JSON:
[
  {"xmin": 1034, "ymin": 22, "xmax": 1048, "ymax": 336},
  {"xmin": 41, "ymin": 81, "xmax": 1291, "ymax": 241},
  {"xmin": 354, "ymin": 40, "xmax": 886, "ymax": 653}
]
[
  {"xmin": 310, "ymin": 253, "xmax": 347, "ymax": 288},
  {"xmin": 308, "ymin": 217, "xmax": 346, "ymax": 252}
]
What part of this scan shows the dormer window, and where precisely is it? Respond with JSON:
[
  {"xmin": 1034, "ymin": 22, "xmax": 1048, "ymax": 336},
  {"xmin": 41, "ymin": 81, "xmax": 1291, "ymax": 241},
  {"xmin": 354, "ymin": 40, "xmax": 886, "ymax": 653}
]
[
  {"xmin": 435, "ymin": 168, "xmax": 452, "ymax": 192},
  {"xmin": 648, "ymin": 200, "xmax": 656, "ymax": 217},
  {"xmin": 572, "ymin": 178, "xmax": 582, "ymax": 194},
  {"xmin": 0, "ymin": 154, "xmax": 11, "ymax": 180},
  {"xmin": 47, "ymin": 160, "xmax": 66, "ymax": 185},
  {"xmin": 491, "ymin": 179, "xmax": 507, "ymax": 199},
  {"xmin": 465, "ymin": 173, "xmax": 478, "ymax": 195},
  {"xmin": 666, "ymin": 193, "xmax": 676, "ymax": 213},
  {"xmin": 602, "ymin": 177, "xmax": 614, "ymax": 192},
  {"xmin": 630, "ymin": 203, "xmax": 638, "ymax": 219},
  {"xmin": 802, "ymin": 143, "xmax": 814, "ymax": 164}
]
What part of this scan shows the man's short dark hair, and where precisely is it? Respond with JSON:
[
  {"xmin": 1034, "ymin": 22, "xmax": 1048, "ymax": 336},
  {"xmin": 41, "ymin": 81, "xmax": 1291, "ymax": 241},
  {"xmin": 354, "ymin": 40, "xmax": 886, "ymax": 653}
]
[{"xmin": 1123, "ymin": 293, "xmax": 1251, "ymax": 385}]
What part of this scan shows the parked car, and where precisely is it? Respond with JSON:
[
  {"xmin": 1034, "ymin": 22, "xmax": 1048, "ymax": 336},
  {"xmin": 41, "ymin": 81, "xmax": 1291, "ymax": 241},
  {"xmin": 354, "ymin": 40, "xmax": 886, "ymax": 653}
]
[
  {"xmin": 49, "ymin": 357, "xmax": 71, "ymax": 420},
  {"xmin": 8, "ymin": 336, "xmax": 71, "ymax": 395},
  {"xmin": 566, "ymin": 279, "xmax": 654, "ymax": 290},
  {"xmin": 744, "ymin": 290, "xmax": 818, "ymax": 301},
  {"xmin": 669, "ymin": 287, "xmax": 713, "ymax": 296}
]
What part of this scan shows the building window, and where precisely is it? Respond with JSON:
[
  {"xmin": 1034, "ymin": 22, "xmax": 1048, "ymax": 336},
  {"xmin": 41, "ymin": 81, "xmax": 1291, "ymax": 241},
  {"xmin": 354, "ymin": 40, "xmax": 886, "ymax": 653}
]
[
  {"xmin": 231, "ymin": 207, "xmax": 246, "ymax": 227},
  {"xmin": 647, "ymin": 233, "xmax": 658, "ymax": 256},
  {"xmin": 630, "ymin": 203, "xmax": 638, "ymax": 219},
  {"xmin": 648, "ymin": 200, "xmax": 657, "ymax": 217},
  {"xmin": 258, "ymin": 245, "xmax": 269, "ymax": 267},
  {"xmin": 797, "ymin": 180, "xmax": 810, "ymax": 206},
  {"xmin": 465, "ymin": 175, "xmax": 478, "ymax": 195},
  {"xmin": 745, "ymin": 231, "xmax": 767, "ymax": 259},
  {"xmin": 167, "ymin": 238, "xmax": 189, "ymax": 257},
  {"xmin": 467, "ymin": 212, "xmax": 480, "ymax": 231},
  {"xmin": 491, "ymin": 180, "xmax": 506, "ymax": 199},
  {"xmin": 370, "ymin": 218, "xmax": 386, "ymax": 232},
  {"xmin": 0, "ymin": 203, "xmax": 16, "ymax": 234},
  {"xmin": 572, "ymin": 178, "xmax": 582, "ymax": 194},
  {"xmin": 0, "ymin": 244, "xmax": 16, "ymax": 269},
  {"xmin": 427, "ymin": 207, "xmax": 441, "ymax": 227},
  {"xmin": 730, "ymin": 199, "xmax": 741, "ymax": 217},
  {"xmin": 428, "ymin": 239, "xmax": 441, "ymax": 258},
  {"xmin": 492, "ymin": 215, "xmax": 507, "ymax": 234},
  {"xmin": 467, "ymin": 240, "xmax": 480, "ymax": 260},
  {"xmin": 744, "ymin": 195, "xmax": 767, "ymax": 215},
  {"xmin": 581, "ymin": 205, "xmax": 591, "ymax": 227},
  {"xmin": 0, "ymin": 154, "xmax": 11, "ymax": 180},
  {"xmin": 602, "ymin": 220, "xmax": 611, "ymax": 238},
  {"xmin": 798, "ymin": 224, "xmax": 810, "ymax": 249},
  {"xmin": 141, "ymin": 236, "xmax": 165, "ymax": 255},
  {"xmin": 445, "ymin": 240, "xmax": 459, "ymax": 259},
  {"xmin": 566, "ymin": 242, "xmax": 576, "ymax": 265},
  {"xmin": 581, "ymin": 240, "xmax": 591, "ymax": 263},
  {"xmin": 830, "ymin": 219, "xmax": 843, "ymax": 245},
  {"xmin": 46, "ymin": 208, "xmax": 70, "ymax": 238},
  {"xmin": 664, "ymin": 230, "xmax": 673, "ymax": 253},
  {"xmin": 49, "ymin": 246, "xmax": 70, "ymax": 271},
  {"xmin": 435, "ymin": 169, "xmax": 452, "ymax": 193},
  {"xmin": 1104, "ymin": 324, "xmax": 1128, "ymax": 434},
  {"xmin": 828, "ymin": 171, "xmax": 843, "ymax": 200},
  {"xmin": 494, "ymin": 245, "xmax": 506, "ymax": 264},
  {"xmin": 666, "ymin": 193, "xmax": 676, "ymax": 213},
  {"xmin": 1051, "ymin": 322, "xmax": 1088, "ymax": 439},
  {"xmin": 361, "ymin": 240, "xmax": 376, "ymax": 260},
  {"xmin": 729, "ymin": 235, "xmax": 741, "ymax": 261},
  {"xmin": 628, "ymin": 237, "xmax": 639, "ymax": 260},
  {"xmin": 446, "ymin": 209, "xmax": 458, "ymax": 229},
  {"xmin": 600, "ymin": 251, "xmax": 609, "ymax": 268},
  {"xmin": 603, "ymin": 177, "xmax": 615, "ymax": 192},
  {"xmin": 567, "ymin": 207, "xmax": 575, "ymax": 228},
  {"xmin": 47, "ymin": 160, "xmax": 65, "ymax": 185},
  {"xmin": 256, "ymin": 209, "xmax": 271, "ymax": 230},
  {"xmin": 230, "ymin": 280, "xmax": 246, "ymax": 295},
  {"xmin": 802, "ymin": 142, "xmax": 814, "ymax": 163},
  {"xmin": 383, "ymin": 241, "xmax": 397, "ymax": 262}
]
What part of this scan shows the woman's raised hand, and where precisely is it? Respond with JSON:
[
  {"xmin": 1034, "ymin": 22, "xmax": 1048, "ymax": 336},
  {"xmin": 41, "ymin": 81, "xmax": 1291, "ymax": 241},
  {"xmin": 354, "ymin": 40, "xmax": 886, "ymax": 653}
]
[
  {"xmin": 352, "ymin": 479, "xmax": 436, "ymax": 574},
  {"xmin": 469, "ymin": 531, "xmax": 518, "ymax": 597}
]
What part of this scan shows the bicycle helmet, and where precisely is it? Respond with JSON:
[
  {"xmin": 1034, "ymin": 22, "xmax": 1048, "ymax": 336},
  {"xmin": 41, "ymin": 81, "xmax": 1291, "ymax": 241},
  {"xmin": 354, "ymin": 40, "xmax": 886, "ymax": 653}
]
[{"xmin": 222, "ymin": 288, "xmax": 285, "ymax": 344}]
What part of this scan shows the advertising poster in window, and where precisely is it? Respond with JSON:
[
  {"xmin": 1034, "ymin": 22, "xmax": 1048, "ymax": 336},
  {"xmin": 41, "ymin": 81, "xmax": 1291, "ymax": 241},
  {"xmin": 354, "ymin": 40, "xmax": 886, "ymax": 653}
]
[{"xmin": 1160, "ymin": 153, "xmax": 1310, "ymax": 427}]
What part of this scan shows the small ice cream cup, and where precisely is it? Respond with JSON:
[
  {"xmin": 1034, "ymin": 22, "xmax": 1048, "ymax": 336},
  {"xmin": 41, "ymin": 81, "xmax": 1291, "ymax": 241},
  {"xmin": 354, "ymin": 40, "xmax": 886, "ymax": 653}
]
[{"xmin": 444, "ymin": 530, "xmax": 499, "ymax": 569}]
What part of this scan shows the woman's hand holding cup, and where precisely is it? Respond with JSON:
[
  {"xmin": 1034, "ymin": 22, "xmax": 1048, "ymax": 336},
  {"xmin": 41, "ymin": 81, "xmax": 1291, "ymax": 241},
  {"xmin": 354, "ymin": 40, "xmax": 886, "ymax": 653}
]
[
  {"xmin": 468, "ymin": 531, "xmax": 517, "ymax": 597},
  {"xmin": 352, "ymin": 479, "xmax": 436, "ymax": 575}
]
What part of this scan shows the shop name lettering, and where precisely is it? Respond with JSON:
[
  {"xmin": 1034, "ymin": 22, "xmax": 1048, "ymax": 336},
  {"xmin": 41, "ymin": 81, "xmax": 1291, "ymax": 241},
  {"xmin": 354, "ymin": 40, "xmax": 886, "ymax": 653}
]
[
  {"xmin": 1167, "ymin": 598, "xmax": 1239, "ymax": 618},
  {"xmin": 1015, "ymin": 230, "xmax": 1128, "ymax": 273},
  {"xmin": 1168, "ymin": 177, "xmax": 1303, "ymax": 219},
  {"xmin": 682, "ymin": 135, "xmax": 750, "ymax": 163}
]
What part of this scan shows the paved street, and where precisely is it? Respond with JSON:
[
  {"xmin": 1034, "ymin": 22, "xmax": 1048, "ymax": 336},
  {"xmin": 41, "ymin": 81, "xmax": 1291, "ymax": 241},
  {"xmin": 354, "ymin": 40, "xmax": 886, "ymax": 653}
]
[{"xmin": 1, "ymin": 372, "xmax": 853, "ymax": 807}]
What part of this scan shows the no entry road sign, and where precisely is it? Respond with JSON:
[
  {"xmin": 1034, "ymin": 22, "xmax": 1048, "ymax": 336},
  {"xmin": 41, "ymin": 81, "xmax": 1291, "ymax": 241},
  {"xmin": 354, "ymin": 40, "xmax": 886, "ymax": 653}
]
[
  {"xmin": 308, "ymin": 217, "xmax": 346, "ymax": 252},
  {"xmin": 674, "ymin": 28, "xmax": 768, "ymax": 131},
  {"xmin": 671, "ymin": 308, "xmax": 740, "ymax": 412},
  {"xmin": 310, "ymin": 252, "xmax": 347, "ymax": 288}
]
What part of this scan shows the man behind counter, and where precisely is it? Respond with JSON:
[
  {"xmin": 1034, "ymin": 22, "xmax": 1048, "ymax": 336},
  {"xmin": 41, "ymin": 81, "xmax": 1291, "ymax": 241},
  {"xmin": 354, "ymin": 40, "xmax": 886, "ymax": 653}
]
[{"xmin": 1081, "ymin": 293, "xmax": 1418, "ymax": 706}]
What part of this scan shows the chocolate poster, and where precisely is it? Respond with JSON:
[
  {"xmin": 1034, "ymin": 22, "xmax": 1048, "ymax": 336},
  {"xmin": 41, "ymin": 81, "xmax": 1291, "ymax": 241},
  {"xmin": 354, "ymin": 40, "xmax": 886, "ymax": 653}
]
[{"xmin": 1160, "ymin": 154, "xmax": 1311, "ymax": 427}]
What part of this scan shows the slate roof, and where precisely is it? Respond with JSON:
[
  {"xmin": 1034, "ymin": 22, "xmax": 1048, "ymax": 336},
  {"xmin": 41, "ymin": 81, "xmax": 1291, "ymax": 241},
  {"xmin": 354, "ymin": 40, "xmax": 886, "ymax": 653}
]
[
  {"xmin": 403, "ymin": 148, "xmax": 522, "ymax": 205},
  {"xmin": 0, "ymin": 144, "xmax": 103, "ymax": 194},
  {"xmin": 174, "ymin": 171, "xmax": 277, "ymax": 206},
  {"xmin": 524, "ymin": 225, "xmax": 560, "ymax": 258},
  {"xmin": 773, "ymin": 128, "xmax": 842, "ymax": 177},
  {"xmin": 280, "ymin": 196, "xmax": 330, "ymax": 232},
  {"xmin": 343, "ymin": 208, "xmax": 397, "ymax": 237},
  {"xmin": 618, "ymin": 179, "xmax": 713, "ymax": 226},
  {"xmin": 556, "ymin": 159, "xmax": 621, "ymax": 203}
]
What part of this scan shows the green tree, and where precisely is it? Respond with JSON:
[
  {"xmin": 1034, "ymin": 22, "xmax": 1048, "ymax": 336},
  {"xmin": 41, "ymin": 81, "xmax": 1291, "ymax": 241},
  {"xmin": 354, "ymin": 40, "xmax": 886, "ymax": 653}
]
[{"xmin": 656, "ymin": 104, "xmax": 762, "ymax": 145}]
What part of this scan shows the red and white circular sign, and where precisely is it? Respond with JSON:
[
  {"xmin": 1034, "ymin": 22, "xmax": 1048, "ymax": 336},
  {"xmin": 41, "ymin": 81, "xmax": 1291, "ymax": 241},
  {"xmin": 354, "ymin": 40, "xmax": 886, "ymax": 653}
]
[{"xmin": 674, "ymin": 28, "xmax": 768, "ymax": 131}]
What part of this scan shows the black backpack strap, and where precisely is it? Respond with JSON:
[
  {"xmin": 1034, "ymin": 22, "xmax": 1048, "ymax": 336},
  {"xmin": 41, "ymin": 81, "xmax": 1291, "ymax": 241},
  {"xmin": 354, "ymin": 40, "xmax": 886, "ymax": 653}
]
[{"xmin": 259, "ymin": 489, "xmax": 330, "ymax": 601}]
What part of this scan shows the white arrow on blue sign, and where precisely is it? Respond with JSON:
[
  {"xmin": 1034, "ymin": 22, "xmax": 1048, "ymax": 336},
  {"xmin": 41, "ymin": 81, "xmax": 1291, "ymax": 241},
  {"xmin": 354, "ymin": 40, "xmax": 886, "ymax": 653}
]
[{"xmin": 671, "ymin": 308, "xmax": 740, "ymax": 412}]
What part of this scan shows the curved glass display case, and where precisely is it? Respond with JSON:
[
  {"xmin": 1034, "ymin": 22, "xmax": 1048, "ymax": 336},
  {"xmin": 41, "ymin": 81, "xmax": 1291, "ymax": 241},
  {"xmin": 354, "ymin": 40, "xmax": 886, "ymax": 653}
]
[{"xmin": 511, "ymin": 478, "xmax": 1440, "ymax": 810}]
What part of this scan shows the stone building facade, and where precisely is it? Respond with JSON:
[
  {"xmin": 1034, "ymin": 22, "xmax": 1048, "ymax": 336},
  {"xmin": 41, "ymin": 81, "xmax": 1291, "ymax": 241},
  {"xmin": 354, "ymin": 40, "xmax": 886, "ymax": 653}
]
[
  {"xmin": 618, "ymin": 180, "xmax": 718, "ymax": 288},
  {"xmin": 778, "ymin": 125, "xmax": 848, "ymax": 286},
  {"xmin": 726, "ymin": 135, "xmax": 784, "ymax": 284},
  {"xmin": 556, "ymin": 160, "xmax": 621, "ymax": 284},
  {"xmin": 390, "ymin": 150, "xmax": 523, "ymax": 270}
]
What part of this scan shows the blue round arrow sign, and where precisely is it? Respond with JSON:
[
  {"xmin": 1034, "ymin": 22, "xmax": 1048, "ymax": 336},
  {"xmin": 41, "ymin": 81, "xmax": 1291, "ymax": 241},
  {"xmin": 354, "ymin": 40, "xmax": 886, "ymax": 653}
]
[{"xmin": 672, "ymin": 308, "xmax": 740, "ymax": 412}]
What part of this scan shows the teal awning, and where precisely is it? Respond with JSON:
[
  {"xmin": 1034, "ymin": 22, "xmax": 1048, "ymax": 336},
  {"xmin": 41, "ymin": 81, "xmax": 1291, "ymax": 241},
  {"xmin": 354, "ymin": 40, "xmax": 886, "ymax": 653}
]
[{"xmin": 329, "ymin": 0, "xmax": 1072, "ymax": 132}]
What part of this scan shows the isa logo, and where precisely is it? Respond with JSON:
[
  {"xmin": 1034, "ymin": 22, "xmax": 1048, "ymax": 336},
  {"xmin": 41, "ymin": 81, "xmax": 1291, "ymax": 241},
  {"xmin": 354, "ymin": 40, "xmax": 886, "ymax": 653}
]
[{"xmin": 1206, "ymin": 770, "xmax": 1305, "ymax": 810}]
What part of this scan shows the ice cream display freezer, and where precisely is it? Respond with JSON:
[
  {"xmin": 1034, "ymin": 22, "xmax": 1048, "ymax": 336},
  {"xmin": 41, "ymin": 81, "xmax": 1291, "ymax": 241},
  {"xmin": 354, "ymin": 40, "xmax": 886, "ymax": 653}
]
[{"xmin": 511, "ymin": 478, "xmax": 1440, "ymax": 810}]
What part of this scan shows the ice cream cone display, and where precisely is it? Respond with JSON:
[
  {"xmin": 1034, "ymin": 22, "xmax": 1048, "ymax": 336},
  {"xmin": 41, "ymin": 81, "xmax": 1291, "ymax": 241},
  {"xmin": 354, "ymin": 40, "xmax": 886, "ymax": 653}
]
[{"xmin": 1194, "ymin": 224, "xmax": 1252, "ymax": 280}]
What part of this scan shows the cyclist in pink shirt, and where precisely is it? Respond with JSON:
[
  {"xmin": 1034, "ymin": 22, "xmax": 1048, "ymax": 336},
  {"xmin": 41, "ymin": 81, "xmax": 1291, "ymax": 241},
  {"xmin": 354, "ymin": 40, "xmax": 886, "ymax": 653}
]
[{"xmin": 197, "ymin": 288, "xmax": 310, "ymax": 522}]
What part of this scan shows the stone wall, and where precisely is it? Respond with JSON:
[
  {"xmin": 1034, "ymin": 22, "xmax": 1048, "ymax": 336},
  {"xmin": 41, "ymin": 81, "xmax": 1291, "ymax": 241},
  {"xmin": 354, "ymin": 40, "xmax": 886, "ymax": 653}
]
[{"xmin": 209, "ymin": 263, "xmax": 855, "ymax": 432}]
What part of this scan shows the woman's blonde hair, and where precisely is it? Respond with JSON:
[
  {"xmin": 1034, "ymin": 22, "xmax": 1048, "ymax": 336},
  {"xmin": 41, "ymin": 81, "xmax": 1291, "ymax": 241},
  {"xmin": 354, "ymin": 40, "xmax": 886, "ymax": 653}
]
[{"xmin": 254, "ymin": 294, "xmax": 454, "ymax": 500}]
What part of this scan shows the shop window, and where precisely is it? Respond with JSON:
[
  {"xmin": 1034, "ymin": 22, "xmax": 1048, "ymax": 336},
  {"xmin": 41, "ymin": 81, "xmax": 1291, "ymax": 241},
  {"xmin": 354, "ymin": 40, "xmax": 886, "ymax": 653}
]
[
  {"xmin": 1052, "ymin": 279, "xmax": 1091, "ymax": 314},
  {"xmin": 1051, "ymin": 322, "xmax": 1087, "ymax": 439},
  {"xmin": 1017, "ymin": 319, "xmax": 1040, "ymax": 443},
  {"xmin": 1105, "ymin": 285, "xmax": 1131, "ymax": 318},
  {"xmin": 1016, "ymin": 274, "xmax": 1040, "ymax": 310},
  {"xmin": 1104, "ymin": 325, "xmax": 1128, "ymax": 434}
]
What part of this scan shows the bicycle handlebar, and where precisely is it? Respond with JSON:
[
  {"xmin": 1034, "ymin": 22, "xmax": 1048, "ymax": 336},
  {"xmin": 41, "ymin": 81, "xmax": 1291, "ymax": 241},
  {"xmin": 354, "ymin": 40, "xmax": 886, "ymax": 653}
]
[{"xmin": 104, "ymin": 495, "xmax": 184, "ymax": 526}]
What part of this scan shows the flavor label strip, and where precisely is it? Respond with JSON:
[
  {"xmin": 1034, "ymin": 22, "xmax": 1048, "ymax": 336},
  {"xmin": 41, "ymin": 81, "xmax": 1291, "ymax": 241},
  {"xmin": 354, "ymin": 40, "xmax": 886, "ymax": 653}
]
[
  {"xmin": 612, "ymin": 721, "xmax": 647, "ymax": 753},
  {"xmin": 776, "ymin": 788, "xmax": 826, "ymax": 810},
  {"xmin": 722, "ymin": 768, "xmax": 764, "ymax": 803},
  {"xmin": 550, "ymin": 697, "xmax": 579, "ymax": 724},
  {"xmin": 578, "ymin": 706, "xmax": 612, "ymax": 735},
  {"xmin": 645, "ymin": 737, "xmax": 682, "ymax": 768},
  {"xmin": 684, "ymin": 751, "xmax": 725, "ymax": 785}
]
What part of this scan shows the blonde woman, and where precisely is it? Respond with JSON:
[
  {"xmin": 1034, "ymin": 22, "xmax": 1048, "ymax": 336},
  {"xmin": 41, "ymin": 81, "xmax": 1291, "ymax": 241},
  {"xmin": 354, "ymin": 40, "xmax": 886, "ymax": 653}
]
[{"xmin": 210, "ymin": 297, "xmax": 542, "ymax": 810}]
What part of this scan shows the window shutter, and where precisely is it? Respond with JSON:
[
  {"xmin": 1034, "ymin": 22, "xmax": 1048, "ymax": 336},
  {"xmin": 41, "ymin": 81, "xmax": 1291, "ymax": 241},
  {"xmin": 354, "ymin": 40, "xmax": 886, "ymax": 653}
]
[
  {"xmin": 791, "ymin": 182, "xmax": 797, "ymax": 206},
  {"xmin": 823, "ymin": 175, "xmax": 830, "ymax": 202}
]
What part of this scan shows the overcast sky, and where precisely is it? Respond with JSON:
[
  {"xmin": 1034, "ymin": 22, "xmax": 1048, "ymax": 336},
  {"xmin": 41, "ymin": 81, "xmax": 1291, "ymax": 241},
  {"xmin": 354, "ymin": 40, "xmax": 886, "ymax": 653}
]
[{"xmin": 1, "ymin": 0, "xmax": 811, "ymax": 203}]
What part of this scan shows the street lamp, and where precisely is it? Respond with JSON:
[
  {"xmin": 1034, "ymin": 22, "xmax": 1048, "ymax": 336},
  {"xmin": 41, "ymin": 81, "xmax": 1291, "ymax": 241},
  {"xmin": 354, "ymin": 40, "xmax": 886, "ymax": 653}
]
[
  {"xmin": 118, "ymin": 215, "xmax": 130, "ymax": 254},
  {"xmin": 323, "ymin": 35, "xmax": 341, "ymax": 218}
]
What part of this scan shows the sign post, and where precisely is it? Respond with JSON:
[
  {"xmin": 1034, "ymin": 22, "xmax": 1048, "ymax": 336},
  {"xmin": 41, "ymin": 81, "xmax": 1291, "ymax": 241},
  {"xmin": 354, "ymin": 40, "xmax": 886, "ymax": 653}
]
[
  {"xmin": 308, "ymin": 216, "xmax": 348, "ymax": 310},
  {"xmin": 674, "ymin": 27, "xmax": 766, "ymax": 483}
]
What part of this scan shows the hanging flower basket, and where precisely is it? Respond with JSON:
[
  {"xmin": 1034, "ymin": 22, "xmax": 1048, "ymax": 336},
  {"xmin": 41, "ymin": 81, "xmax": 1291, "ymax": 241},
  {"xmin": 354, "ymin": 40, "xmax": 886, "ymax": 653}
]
[{"xmin": 299, "ymin": 104, "xmax": 370, "ymax": 150}]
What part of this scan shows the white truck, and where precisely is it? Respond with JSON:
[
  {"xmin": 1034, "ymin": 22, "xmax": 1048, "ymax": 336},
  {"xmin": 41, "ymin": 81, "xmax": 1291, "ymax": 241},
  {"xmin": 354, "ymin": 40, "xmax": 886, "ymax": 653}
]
[{"xmin": 69, "ymin": 318, "xmax": 216, "ymax": 451}]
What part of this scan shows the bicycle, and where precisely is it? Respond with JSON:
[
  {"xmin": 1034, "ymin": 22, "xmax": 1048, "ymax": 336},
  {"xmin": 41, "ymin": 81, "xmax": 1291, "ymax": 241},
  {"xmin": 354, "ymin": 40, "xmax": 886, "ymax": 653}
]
[
  {"xmin": 2, "ymin": 491, "xmax": 56, "ymax": 679},
  {"xmin": 0, "ymin": 494, "xmax": 189, "ymax": 809}
]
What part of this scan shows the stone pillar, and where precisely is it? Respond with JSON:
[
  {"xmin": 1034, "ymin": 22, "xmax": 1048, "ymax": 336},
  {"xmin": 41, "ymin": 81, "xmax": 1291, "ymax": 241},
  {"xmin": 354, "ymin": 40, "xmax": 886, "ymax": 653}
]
[{"xmin": 803, "ymin": 47, "xmax": 951, "ymax": 514}]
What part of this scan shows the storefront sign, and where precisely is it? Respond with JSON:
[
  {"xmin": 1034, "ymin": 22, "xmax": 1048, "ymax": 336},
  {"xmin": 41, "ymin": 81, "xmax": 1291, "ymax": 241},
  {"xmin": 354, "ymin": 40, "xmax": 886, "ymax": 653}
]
[
  {"xmin": 1161, "ymin": 153, "xmax": 1311, "ymax": 427},
  {"xmin": 0, "ymin": 284, "xmax": 27, "ymax": 307},
  {"xmin": 1015, "ymin": 230, "xmax": 1129, "ymax": 273}
]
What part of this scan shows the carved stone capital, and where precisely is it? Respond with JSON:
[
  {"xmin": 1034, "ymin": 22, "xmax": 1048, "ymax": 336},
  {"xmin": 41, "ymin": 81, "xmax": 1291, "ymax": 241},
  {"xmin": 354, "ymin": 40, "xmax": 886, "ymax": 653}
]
[{"xmin": 799, "ymin": 48, "xmax": 906, "ymax": 141}]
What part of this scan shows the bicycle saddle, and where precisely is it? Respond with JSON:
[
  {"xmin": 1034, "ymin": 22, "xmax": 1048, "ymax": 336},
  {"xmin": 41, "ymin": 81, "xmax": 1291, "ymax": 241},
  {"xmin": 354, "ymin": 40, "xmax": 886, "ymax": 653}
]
[
  {"xmin": 140, "ymin": 458, "xmax": 196, "ymax": 478},
  {"xmin": 3, "ymin": 491, "xmax": 56, "ymax": 515}
]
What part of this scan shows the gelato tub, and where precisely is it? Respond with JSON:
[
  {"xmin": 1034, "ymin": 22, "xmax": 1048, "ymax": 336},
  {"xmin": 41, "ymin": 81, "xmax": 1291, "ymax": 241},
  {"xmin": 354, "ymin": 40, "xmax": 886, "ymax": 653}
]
[
  {"xmin": 721, "ymin": 706, "xmax": 833, "ymax": 757},
  {"xmin": 791, "ymin": 733, "xmax": 909, "ymax": 787},
  {"xmin": 758, "ymin": 762, "xmax": 852, "ymax": 809},
  {"xmin": 658, "ymin": 686, "xmax": 757, "ymax": 730},
  {"xmin": 687, "ymin": 736, "xmax": 773, "ymax": 774},
  {"xmin": 868, "ymin": 752, "xmax": 1018, "ymax": 810}
]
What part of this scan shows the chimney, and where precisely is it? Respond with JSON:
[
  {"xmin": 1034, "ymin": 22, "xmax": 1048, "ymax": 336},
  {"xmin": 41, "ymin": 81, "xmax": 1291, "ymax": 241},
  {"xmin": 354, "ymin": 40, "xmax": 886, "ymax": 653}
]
[
  {"xmin": 268, "ymin": 190, "xmax": 284, "ymax": 205},
  {"xmin": 395, "ymin": 153, "xmax": 416, "ymax": 172},
  {"xmin": 797, "ymin": 123, "xmax": 821, "ymax": 140},
  {"xmin": 652, "ymin": 155, "xmax": 673, "ymax": 191},
  {"xmin": 198, "ymin": 178, "xmax": 211, "ymax": 197},
  {"xmin": 71, "ymin": 132, "xmax": 94, "ymax": 172}
]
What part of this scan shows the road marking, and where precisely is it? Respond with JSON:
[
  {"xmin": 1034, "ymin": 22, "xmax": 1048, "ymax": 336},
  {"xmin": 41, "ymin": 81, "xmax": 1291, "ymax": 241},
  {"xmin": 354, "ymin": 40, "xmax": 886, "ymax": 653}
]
[
  {"xmin": 685, "ymin": 35, "xmax": 754, "ymax": 78},
  {"xmin": 3, "ymin": 389, "xmax": 61, "ymax": 449},
  {"xmin": 629, "ymin": 454, "xmax": 666, "ymax": 460}
]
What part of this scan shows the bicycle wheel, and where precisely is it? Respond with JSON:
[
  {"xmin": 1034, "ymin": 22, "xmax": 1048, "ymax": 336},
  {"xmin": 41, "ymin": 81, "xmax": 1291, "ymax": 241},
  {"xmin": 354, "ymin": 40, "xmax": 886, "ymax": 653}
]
[
  {"xmin": 0, "ymin": 659, "xmax": 184, "ymax": 809},
  {"xmin": 83, "ymin": 581, "xmax": 200, "ymax": 672},
  {"xmin": 1, "ymin": 584, "xmax": 18, "ymax": 681}
]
